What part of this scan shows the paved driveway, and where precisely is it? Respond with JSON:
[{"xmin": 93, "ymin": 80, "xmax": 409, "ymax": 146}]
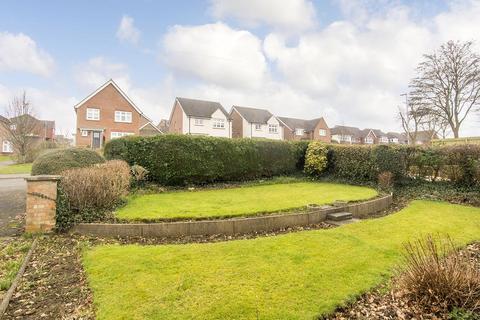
[{"xmin": 0, "ymin": 175, "xmax": 27, "ymax": 236}]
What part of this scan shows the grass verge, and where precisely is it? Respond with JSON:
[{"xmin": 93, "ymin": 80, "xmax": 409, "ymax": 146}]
[
  {"xmin": 84, "ymin": 200, "xmax": 480, "ymax": 320},
  {"xmin": 0, "ymin": 237, "xmax": 32, "ymax": 294},
  {"xmin": 0, "ymin": 163, "xmax": 32, "ymax": 175},
  {"xmin": 116, "ymin": 181, "xmax": 378, "ymax": 220}
]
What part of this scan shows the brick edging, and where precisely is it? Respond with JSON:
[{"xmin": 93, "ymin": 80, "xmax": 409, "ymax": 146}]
[{"xmin": 72, "ymin": 194, "xmax": 393, "ymax": 238}]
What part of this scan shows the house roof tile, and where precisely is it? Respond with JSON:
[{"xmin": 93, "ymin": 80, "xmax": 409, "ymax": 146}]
[
  {"xmin": 177, "ymin": 97, "xmax": 229, "ymax": 119},
  {"xmin": 232, "ymin": 106, "xmax": 274, "ymax": 124}
]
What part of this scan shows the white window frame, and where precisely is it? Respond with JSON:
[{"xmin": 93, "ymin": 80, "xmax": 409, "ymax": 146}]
[
  {"xmin": 341, "ymin": 135, "xmax": 351, "ymax": 142},
  {"xmin": 194, "ymin": 118, "xmax": 204, "ymax": 126},
  {"xmin": 9, "ymin": 124, "xmax": 16, "ymax": 131},
  {"xmin": 365, "ymin": 137, "xmax": 374, "ymax": 144},
  {"xmin": 380, "ymin": 137, "xmax": 388, "ymax": 143},
  {"xmin": 268, "ymin": 124, "xmax": 278, "ymax": 134},
  {"xmin": 81, "ymin": 130, "xmax": 88, "ymax": 137},
  {"xmin": 295, "ymin": 128, "xmax": 304, "ymax": 136},
  {"xmin": 254, "ymin": 124, "xmax": 262, "ymax": 131},
  {"xmin": 86, "ymin": 108, "xmax": 100, "ymax": 121},
  {"xmin": 212, "ymin": 118, "xmax": 225, "ymax": 129},
  {"xmin": 114, "ymin": 111, "xmax": 132, "ymax": 123},
  {"xmin": 110, "ymin": 132, "xmax": 134, "ymax": 139},
  {"xmin": 2, "ymin": 140, "xmax": 13, "ymax": 153},
  {"xmin": 319, "ymin": 129, "xmax": 326, "ymax": 136},
  {"xmin": 389, "ymin": 138, "xmax": 399, "ymax": 144}
]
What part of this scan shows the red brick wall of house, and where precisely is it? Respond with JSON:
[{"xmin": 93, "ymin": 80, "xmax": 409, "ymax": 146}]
[
  {"xmin": 231, "ymin": 109, "xmax": 243, "ymax": 138},
  {"xmin": 75, "ymin": 84, "xmax": 143, "ymax": 147},
  {"xmin": 311, "ymin": 118, "xmax": 331, "ymax": 142},
  {"xmin": 168, "ymin": 101, "xmax": 184, "ymax": 134}
]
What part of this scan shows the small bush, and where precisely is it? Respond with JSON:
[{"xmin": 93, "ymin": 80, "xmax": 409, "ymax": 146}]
[
  {"xmin": 32, "ymin": 148, "xmax": 105, "ymax": 175},
  {"xmin": 304, "ymin": 141, "xmax": 328, "ymax": 176},
  {"xmin": 378, "ymin": 171, "xmax": 394, "ymax": 190},
  {"xmin": 56, "ymin": 160, "xmax": 131, "ymax": 230},
  {"xmin": 131, "ymin": 164, "xmax": 149, "ymax": 188},
  {"xmin": 397, "ymin": 235, "xmax": 480, "ymax": 313}
]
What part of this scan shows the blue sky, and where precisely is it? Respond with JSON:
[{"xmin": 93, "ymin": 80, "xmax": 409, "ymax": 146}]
[{"xmin": 0, "ymin": 0, "xmax": 478, "ymax": 136}]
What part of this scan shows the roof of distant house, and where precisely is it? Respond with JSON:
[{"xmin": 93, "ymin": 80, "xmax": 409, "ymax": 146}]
[
  {"xmin": 277, "ymin": 117, "xmax": 326, "ymax": 132},
  {"xmin": 232, "ymin": 106, "xmax": 274, "ymax": 124},
  {"xmin": 176, "ymin": 97, "xmax": 229, "ymax": 119},
  {"xmin": 330, "ymin": 125, "xmax": 363, "ymax": 138},
  {"xmin": 157, "ymin": 119, "xmax": 169, "ymax": 132}
]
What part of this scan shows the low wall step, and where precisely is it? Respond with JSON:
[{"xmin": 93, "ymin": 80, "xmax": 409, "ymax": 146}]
[
  {"xmin": 326, "ymin": 218, "xmax": 360, "ymax": 226},
  {"xmin": 326, "ymin": 212, "xmax": 353, "ymax": 221}
]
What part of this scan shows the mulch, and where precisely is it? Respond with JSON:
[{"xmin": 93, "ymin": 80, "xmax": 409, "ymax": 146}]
[{"xmin": 2, "ymin": 236, "xmax": 94, "ymax": 320}]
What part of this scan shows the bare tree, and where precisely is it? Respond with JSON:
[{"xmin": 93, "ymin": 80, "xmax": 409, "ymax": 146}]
[
  {"xmin": 398, "ymin": 97, "xmax": 431, "ymax": 145},
  {"xmin": 409, "ymin": 41, "xmax": 480, "ymax": 138},
  {"xmin": 2, "ymin": 92, "xmax": 40, "ymax": 163}
]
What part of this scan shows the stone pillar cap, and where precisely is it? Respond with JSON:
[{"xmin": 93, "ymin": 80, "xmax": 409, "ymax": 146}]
[{"xmin": 25, "ymin": 175, "xmax": 61, "ymax": 181}]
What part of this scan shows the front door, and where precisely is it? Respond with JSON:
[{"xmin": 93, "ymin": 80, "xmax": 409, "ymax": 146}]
[{"xmin": 92, "ymin": 131, "xmax": 101, "ymax": 149}]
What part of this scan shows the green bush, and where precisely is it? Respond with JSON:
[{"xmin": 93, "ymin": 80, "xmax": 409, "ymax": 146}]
[
  {"xmin": 31, "ymin": 148, "xmax": 105, "ymax": 175},
  {"xmin": 327, "ymin": 145, "xmax": 376, "ymax": 182},
  {"xmin": 104, "ymin": 135, "xmax": 302, "ymax": 185},
  {"xmin": 304, "ymin": 141, "xmax": 328, "ymax": 176}
]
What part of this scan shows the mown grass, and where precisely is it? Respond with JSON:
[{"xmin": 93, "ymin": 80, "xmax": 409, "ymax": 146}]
[
  {"xmin": 116, "ymin": 181, "xmax": 378, "ymax": 220},
  {"xmin": 0, "ymin": 238, "xmax": 32, "ymax": 292},
  {"xmin": 0, "ymin": 163, "xmax": 32, "ymax": 174},
  {"xmin": 0, "ymin": 155, "xmax": 11, "ymax": 162},
  {"xmin": 84, "ymin": 200, "xmax": 480, "ymax": 320}
]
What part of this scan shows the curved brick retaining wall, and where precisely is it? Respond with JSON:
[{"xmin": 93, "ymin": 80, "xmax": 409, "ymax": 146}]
[{"xmin": 72, "ymin": 194, "xmax": 392, "ymax": 238}]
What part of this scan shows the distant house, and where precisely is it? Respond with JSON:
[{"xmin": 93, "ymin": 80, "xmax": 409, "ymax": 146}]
[
  {"xmin": 330, "ymin": 126, "xmax": 363, "ymax": 144},
  {"xmin": 168, "ymin": 97, "xmax": 231, "ymax": 138},
  {"xmin": 361, "ymin": 129, "xmax": 390, "ymax": 144},
  {"xmin": 278, "ymin": 117, "xmax": 331, "ymax": 142},
  {"xmin": 415, "ymin": 130, "xmax": 438, "ymax": 145},
  {"xmin": 157, "ymin": 119, "xmax": 169, "ymax": 133},
  {"xmin": 230, "ymin": 106, "xmax": 283, "ymax": 140},
  {"xmin": 74, "ymin": 79, "xmax": 162, "ymax": 149},
  {"xmin": 387, "ymin": 132, "xmax": 408, "ymax": 144},
  {"xmin": 1, "ymin": 114, "xmax": 56, "ymax": 155}
]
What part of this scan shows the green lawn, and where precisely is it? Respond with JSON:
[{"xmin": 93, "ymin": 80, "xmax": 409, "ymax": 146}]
[
  {"xmin": 84, "ymin": 200, "xmax": 480, "ymax": 320},
  {"xmin": 116, "ymin": 182, "xmax": 378, "ymax": 220},
  {"xmin": 0, "ymin": 238, "xmax": 32, "ymax": 292},
  {"xmin": 0, "ymin": 163, "xmax": 32, "ymax": 174},
  {"xmin": 0, "ymin": 155, "xmax": 11, "ymax": 162}
]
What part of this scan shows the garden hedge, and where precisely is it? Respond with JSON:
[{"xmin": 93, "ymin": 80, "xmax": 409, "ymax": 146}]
[
  {"xmin": 31, "ymin": 148, "xmax": 105, "ymax": 175},
  {"xmin": 104, "ymin": 135, "xmax": 305, "ymax": 185}
]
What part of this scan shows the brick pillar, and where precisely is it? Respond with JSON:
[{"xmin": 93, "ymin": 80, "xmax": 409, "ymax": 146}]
[{"xmin": 25, "ymin": 175, "xmax": 61, "ymax": 233}]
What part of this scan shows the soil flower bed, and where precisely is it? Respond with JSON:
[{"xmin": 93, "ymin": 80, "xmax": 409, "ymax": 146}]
[
  {"xmin": 0, "ymin": 237, "xmax": 32, "ymax": 300},
  {"xmin": 84, "ymin": 200, "xmax": 480, "ymax": 319},
  {"xmin": 116, "ymin": 181, "xmax": 378, "ymax": 220}
]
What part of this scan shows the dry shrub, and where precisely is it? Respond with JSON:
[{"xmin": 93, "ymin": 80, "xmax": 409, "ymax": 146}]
[
  {"xmin": 131, "ymin": 164, "xmax": 149, "ymax": 186},
  {"xmin": 378, "ymin": 171, "xmax": 394, "ymax": 190},
  {"xmin": 61, "ymin": 160, "xmax": 131, "ymax": 212},
  {"xmin": 397, "ymin": 235, "xmax": 480, "ymax": 313}
]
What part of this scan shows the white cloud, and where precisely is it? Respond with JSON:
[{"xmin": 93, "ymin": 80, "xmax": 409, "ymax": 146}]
[
  {"xmin": 73, "ymin": 56, "xmax": 131, "ymax": 91},
  {"xmin": 0, "ymin": 32, "xmax": 54, "ymax": 76},
  {"xmin": 209, "ymin": 0, "xmax": 316, "ymax": 31},
  {"xmin": 116, "ymin": 15, "xmax": 141, "ymax": 44},
  {"xmin": 162, "ymin": 22, "xmax": 267, "ymax": 89}
]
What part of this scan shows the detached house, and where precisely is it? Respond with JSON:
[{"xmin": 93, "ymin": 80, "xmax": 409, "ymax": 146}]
[
  {"xmin": 230, "ymin": 106, "xmax": 283, "ymax": 140},
  {"xmin": 331, "ymin": 126, "xmax": 363, "ymax": 144},
  {"xmin": 74, "ymin": 79, "xmax": 161, "ymax": 149},
  {"xmin": 1, "ymin": 114, "xmax": 56, "ymax": 155},
  {"xmin": 278, "ymin": 117, "xmax": 331, "ymax": 142},
  {"xmin": 168, "ymin": 97, "xmax": 231, "ymax": 138}
]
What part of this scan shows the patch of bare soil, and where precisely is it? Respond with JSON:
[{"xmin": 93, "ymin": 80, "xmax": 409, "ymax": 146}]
[
  {"xmin": 323, "ymin": 243, "xmax": 480, "ymax": 320},
  {"xmin": 3, "ymin": 236, "xmax": 94, "ymax": 320}
]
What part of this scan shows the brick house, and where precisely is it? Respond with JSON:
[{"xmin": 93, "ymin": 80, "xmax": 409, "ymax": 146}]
[
  {"xmin": 1, "ymin": 114, "xmax": 56, "ymax": 155},
  {"xmin": 74, "ymin": 79, "xmax": 162, "ymax": 149},
  {"xmin": 230, "ymin": 106, "xmax": 283, "ymax": 140},
  {"xmin": 331, "ymin": 125, "xmax": 406, "ymax": 145},
  {"xmin": 278, "ymin": 117, "xmax": 331, "ymax": 142},
  {"xmin": 168, "ymin": 97, "xmax": 231, "ymax": 137},
  {"xmin": 330, "ymin": 126, "xmax": 363, "ymax": 144}
]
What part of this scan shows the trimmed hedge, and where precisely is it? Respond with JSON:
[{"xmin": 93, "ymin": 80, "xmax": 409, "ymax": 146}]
[
  {"xmin": 104, "ymin": 135, "xmax": 305, "ymax": 185},
  {"xmin": 31, "ymin": 148, "xmax": 105, "ymax": 175},
  {"xmin": 326, "ymin": 144, "xmax": 480, "ymax": 187}
]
